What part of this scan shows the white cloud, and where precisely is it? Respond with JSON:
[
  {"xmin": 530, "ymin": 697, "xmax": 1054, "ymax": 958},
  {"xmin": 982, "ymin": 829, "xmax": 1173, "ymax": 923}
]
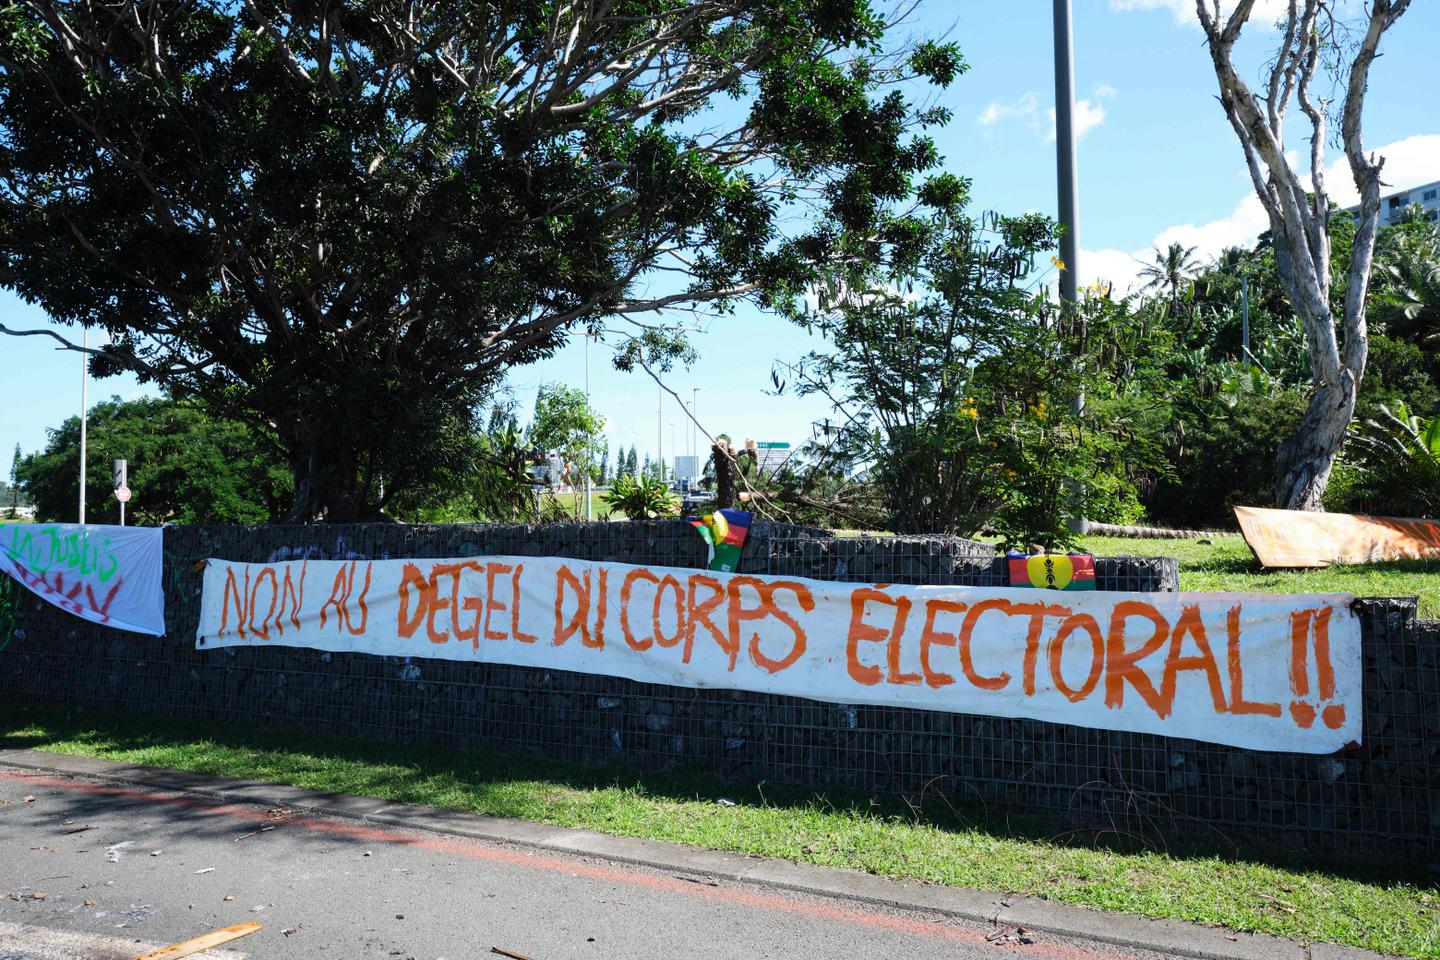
[
  {"xmin": 1107, "ymin": 0, "xmax": 1291, "ymax": 28},
  {"xmin": 1078, "ymin": 134, "xmax": 1440, "ymax": 294},
  {"xmin": 1320, "ymin": 133, "xmax": 1440, "ymax": 209},
  {"xmin": 979, "ymin": 86, "xmax": 1115, "ymax": 142},
  {"xmin": 978, "ymin": 92, "xmax": 1041, "ymax": 133}
]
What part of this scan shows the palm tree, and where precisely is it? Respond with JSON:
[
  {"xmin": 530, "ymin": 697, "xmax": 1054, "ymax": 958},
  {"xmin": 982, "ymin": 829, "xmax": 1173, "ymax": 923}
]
[
  {"xmin": 1374, "ymin": 233, "xmax": 1440, "ymax": 348},
  {"xmin": 1137, "ymin": 242, "xmax": 1202, "ymax": 313}
]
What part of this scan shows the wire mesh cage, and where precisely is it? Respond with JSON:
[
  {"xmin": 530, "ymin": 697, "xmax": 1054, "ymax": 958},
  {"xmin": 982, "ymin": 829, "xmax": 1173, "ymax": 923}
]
[{"xmin": 0, "ymin": 521, "xmax": 1433, "ymax": 856}]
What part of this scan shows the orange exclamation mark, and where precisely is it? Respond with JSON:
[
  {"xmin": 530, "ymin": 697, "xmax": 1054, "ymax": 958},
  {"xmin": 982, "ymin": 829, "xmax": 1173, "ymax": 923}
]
[{"xmin": 1288, "ymin": 607, "xmax": 1345, "ymax": 730}]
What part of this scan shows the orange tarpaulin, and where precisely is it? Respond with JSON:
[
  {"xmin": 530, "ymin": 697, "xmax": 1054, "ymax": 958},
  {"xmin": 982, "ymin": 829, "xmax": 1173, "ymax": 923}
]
[{"xmin": 1235, "ymin": 505, "xmax": 1440, "ymax": 568}]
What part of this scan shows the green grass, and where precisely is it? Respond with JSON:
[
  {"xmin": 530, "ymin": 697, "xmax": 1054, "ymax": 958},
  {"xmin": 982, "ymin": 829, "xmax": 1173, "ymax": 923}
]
[
  {"xmin": 3, "ymin": 705, "xmax": 1435, "ymax": 958},
  {"xmin": 1077, "ymin": 535, "xmax": 1440, "ymax": 619}
]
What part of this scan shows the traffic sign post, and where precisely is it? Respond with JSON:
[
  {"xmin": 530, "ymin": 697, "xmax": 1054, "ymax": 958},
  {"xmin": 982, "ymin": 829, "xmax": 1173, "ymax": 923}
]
[
  {"xmin": 753, "ymin": 442, "xmax": 791, "ymax": 472},
  {"xmin": 113, "ymin": 459, "xmax": 128, "ymax": 526}
]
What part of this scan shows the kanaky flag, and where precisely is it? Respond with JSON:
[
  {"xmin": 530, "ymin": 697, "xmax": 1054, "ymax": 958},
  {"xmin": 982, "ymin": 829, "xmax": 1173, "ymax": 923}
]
[
  {"xmin": 1007, "ymin": 552, "xmax": 1097, "ymax": 591},
  {"xmin": 687, "ymin": 509, "xmax": 752, "ymax": 573}
]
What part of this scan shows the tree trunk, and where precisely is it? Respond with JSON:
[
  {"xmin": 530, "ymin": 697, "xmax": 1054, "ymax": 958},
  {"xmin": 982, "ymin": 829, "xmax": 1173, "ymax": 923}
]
[
  {"xmin": 1274, "ymin": 377, "xmax": 1356, "ymax": 510},
  {"xmin": 713, "ymin": 441, "xmax": 738, "ymax": 510},
  {"xmin": 280, "ymin": 431, "xmax": 370, "ymax": 523}
]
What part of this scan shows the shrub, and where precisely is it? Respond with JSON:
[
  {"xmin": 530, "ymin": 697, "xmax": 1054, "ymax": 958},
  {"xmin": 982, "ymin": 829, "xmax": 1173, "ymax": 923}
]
[
  {"xmin": 1329, "ymin": 403, "xmax": 1440, "ymax": 517},
  {"xmin": 602, "ymin": 474, "xmax": 679, "ymax": 520}
]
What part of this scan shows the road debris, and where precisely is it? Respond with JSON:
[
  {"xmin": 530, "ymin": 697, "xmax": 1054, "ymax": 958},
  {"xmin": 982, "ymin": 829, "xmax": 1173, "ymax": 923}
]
[
  {"xmin": 130, "ymin": 920, "xmax": 262, "ymax": 960},
  {"xmin": 491, "ymin": 948, "xmax": 535, "ymax": 960},
  {"xmin": 985, "ymin": 924, "xmax": 1035, "ymax": 945},
  {"xmin": 677, "ymin": 876, "xmax": 720, "ymax": 887},
  {"xmin": 233, "ymin": 825, "xmax": 275, "ymax": 843},
  {"xmin": 106, "ymin": 841, "xmax": 135, "ymax": 862},
  {"xmin": 194, "ymin": 867, "xmax": 215, "ymax": 874},
  {"xmin": 21, "ymin": 795, "xmax": 35, "ymax": 802},
  {"xmin": 1258, "ymin": 892, "xmax": 1298, "ymax": 914},
  {"xmin": 63, "ymin": 825, "xmax": 95, "ymax": 834}
]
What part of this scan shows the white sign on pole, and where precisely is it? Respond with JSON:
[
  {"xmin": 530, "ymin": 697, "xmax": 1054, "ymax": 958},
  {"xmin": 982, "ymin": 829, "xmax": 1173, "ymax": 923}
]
[
  {"xmin": 112, "ymin": 460, "xmax": 129, "ymax": 524},
  {"xmin": 754, "ymin": 442, "xmax": 791, "ymax": 472}
]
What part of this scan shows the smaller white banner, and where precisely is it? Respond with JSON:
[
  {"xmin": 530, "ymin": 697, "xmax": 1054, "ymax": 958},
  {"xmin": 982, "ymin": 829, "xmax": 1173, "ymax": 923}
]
[{"xmin": 1, "ymin": 523, "xmax": 166, "ymax": 636}]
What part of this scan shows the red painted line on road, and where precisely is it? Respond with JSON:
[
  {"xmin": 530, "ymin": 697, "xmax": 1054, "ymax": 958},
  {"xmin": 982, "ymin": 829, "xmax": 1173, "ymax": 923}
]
[{"xmin": 2, "ymin": 770, "xmax": 1140, "ymax": 960}]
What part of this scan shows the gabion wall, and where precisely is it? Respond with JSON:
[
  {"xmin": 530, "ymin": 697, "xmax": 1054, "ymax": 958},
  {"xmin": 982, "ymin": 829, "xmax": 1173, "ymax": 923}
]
[{"xmin": 0, "ymin": 521, "xmax": 1434, "ymax": 858}]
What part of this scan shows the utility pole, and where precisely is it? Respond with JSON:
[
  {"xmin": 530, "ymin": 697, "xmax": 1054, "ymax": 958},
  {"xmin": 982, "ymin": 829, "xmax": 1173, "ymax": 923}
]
[
  {"xmin": 1053, "ymin": 0, "xmax": 1079, "ymax": 309},
  {"xmin": 1240, "ymin": 273, "xmax": 1251, "ymax": 372},
  {"xmin": 1054, "ymin": 0, "xmax": 1085, "ymax": 537},
  {"xmin": 584, "ymin": 330, "xmax": 592, "ymax": 521},
  {"xmin": 78, "ymin": 327, "xmax": 88, "ymax": 524}
]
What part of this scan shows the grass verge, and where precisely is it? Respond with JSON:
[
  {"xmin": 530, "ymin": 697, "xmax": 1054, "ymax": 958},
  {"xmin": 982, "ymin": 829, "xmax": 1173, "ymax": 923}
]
[
  {"xmin": 1078, "ymin": 535, "xmax": 1439, "ymax": 619},
  {"xmin": 2, "ymin": 705, "xmax": 1435, "ymax": 958}
]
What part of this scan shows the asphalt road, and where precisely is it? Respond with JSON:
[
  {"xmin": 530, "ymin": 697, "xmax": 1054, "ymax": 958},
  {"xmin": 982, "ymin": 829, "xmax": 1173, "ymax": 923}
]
[{"xmin": 0, "ymin": 769, "xmax": 1184, "ymax": 960}]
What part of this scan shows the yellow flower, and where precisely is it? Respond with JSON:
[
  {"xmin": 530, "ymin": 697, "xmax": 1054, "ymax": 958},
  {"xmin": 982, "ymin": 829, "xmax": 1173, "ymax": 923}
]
[{"xmin": 960, "ymin": 399, "xmax": 979, "ymax": 420}]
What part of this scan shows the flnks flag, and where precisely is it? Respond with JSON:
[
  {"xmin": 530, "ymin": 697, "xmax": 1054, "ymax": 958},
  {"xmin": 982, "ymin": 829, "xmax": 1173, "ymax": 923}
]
[
  {"xmin": 1008, "ymin": 553, "xmax": 1096, "ymax": 591},
  {"xmin": 687, "ymin": 509, "xmax": 752, "ymax": 572},
  {"xmin": 0, "ymin": 523, "xmax": 166, "ymax": 635}
]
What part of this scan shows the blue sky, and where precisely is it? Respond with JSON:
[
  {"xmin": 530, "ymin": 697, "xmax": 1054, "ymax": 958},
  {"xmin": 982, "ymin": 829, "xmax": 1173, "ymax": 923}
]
[{"xmin": 3, "ymin": 0, "xmax": 1437, "ymax": 486}]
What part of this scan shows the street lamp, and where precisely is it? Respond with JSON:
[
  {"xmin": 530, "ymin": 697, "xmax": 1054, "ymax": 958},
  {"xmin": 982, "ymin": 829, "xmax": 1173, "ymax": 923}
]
[
  {"xmin": 583, "ymin": 331, "xmax": 590, "ymax": 519},
  {"xmin": 1054, "ymin": 0, "xmax": 1086, "ymax": 535},
  {"xmin": 78, "ymin": 327, "xmax": 88, "ymax": 524},
  {"xmin": 1054, "ymin": 0, "xmax": 1079, "ymax": 308}
]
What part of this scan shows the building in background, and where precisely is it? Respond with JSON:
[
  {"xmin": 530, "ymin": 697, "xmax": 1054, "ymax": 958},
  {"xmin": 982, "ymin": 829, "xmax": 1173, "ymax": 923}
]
[{"xmin": 1346, "ymin": 178, "xmax": 1440, "ymax": 226}]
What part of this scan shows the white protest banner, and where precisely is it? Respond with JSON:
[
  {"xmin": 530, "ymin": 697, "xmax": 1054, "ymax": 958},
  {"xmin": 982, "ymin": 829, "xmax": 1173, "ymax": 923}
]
[
  {"xmin": 197, "ymin": 555, "xmax": 1361, "ymax": 753},
  {"xmin": 1, "ymin": 523, "xmax": 166, "ymax": 635}
]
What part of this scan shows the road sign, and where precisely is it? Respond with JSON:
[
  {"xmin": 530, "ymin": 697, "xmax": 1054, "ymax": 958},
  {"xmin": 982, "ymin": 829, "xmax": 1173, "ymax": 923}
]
[
  {"xmin": 752, "ymin": 441, "xmax": 791, "ymax": 471},
  {"xmin": 673, "ymin": 455, "xmax": 700, "ymax": 480},
  {"xmin": 115, "ymin": 486, "xmax": 131, "ymax": 504},
  {"xmin": 113, "ymin": 459, "xmax": 127, "ymax": 490}
]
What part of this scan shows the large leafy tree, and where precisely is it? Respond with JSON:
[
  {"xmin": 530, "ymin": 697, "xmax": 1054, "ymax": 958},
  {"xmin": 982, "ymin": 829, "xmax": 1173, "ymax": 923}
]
[
  {"xmin": 16, "ymin": 396, "xmax": 291, "ymax": 524},
  {"xmin": 778, "ymin": 208, "xmax": 1157, "ymax": 547},
  {"xmin": 528, "ymin": 381, "xmax": 605, "ymax": 500},
  {"xmin": 0, "ymin": 1, "xmax": 962, "ymax": 521}
]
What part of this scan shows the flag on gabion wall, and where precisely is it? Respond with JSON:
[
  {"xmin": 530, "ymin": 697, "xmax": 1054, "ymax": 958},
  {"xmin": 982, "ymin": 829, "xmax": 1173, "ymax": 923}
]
[
  {"xmin": 687, "ymin": 509, "xmax": 752, "ymax": 572},
  {"xmin": 1007, "ymin": 552, "xmax": 1096, "ymax": 591}
]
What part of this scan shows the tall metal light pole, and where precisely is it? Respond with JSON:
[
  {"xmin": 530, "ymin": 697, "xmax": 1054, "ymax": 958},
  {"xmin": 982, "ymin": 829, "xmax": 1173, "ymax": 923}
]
[
  {"xmin": 1054, "ymin": 0, "xmax": 1079, "ymax": 310},
  {"xmin": 1240, "ymin": 273, "xmax": 1251, "ymax": 372},
  {"xmin": 1054, "ymin": 0, "xmax": 1086, "ymax": 536},
  {"xmin": 583, "ymin": 330, "xmax": 593, "ymax": 521},
  {"xmin": 78, "ymin": 327, "xmax": 88, "ymax": 524}
]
